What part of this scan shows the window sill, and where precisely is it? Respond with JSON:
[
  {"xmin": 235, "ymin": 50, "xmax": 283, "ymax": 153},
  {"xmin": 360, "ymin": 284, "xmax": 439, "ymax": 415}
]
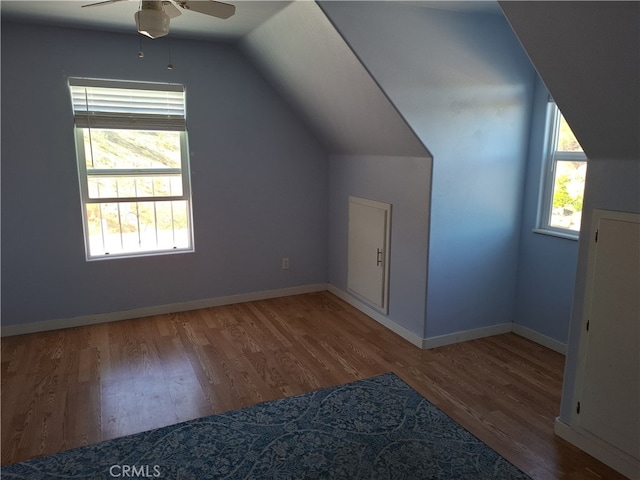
[
  {"xmin": 532, "ymin": 228, "xmax": 579, "ymax": 241},
  {"xmin": 86, "ymin": 247, "xmax": 195, "ymax": 261}
]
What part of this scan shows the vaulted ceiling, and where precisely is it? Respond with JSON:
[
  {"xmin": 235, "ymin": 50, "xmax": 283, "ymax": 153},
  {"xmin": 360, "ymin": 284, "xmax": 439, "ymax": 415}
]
[
  {"xmin": 3, "ymin": 0, "xmax": 636, "ymax": 161},
  {"xmin": 242, "ymin": 1, "xmax": 428, "ymax": 156},
  {"xmin": 500, "ymin": 1, "xmax": 639, "ymax": 161}
]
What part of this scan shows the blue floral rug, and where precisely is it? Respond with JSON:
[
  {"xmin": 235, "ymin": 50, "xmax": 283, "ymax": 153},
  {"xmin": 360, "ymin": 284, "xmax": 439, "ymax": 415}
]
[{"xmin": 2, "ymin": 373, "xmax": 530, "ymax": 479}]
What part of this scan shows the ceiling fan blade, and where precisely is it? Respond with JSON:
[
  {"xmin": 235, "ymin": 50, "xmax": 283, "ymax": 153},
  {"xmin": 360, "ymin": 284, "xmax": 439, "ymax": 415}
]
[
  {"xmin": 178, "ymin": 0, "xmax": 235, "ymax": 19},
  {"xmin": 162, "ymin": 1, "xmax": 182, "ymax": 18},
  {"xmin": 81, "ymin": 0, "xmax": 128, "ymax": 8}
]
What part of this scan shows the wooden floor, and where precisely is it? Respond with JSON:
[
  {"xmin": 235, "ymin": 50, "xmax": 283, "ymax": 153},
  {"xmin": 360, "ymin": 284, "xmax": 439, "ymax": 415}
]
[{"xmin": 1, "ymin": 292, "xmax": 626, "ymax": 479}]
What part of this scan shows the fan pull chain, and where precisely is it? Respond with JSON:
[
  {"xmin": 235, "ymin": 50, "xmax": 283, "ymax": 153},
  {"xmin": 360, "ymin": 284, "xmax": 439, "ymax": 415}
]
[
  {"xmin": 167, "ymin": 38, "xmax": 174, "ymax": 70},
  {"xmin": 138, "ymin": 36, "xmax": 144, "ymax": 58}
]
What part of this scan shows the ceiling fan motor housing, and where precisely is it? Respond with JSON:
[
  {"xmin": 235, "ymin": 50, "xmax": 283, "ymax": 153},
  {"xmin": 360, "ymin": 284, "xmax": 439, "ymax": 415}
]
[
  {"xmin": 135, "ymin": 1, "xmax": 170, "ymax": 38},
  {"xmin": 80, "ymin": 0, "xmax": 235, "ymax": 37}
]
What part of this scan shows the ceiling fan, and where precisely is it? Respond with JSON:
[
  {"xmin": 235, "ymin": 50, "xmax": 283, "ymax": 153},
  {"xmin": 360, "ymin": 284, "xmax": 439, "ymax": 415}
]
[{"xmin": 82, "ymin": 0, "xmax": 236, "ymax": 39}]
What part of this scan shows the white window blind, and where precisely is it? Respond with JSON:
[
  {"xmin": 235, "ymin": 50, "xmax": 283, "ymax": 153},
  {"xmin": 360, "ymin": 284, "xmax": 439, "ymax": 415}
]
[{"xmin": 69, "ymin": 78, "xmax": 186, "ymax": 131}]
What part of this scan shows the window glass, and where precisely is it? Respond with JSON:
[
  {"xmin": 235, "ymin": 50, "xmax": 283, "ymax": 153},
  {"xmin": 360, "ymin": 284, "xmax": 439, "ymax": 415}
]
[
  {"xmin": 87, "ymin": 175, "xmax": 183, "ymax": 199},
  {"xmin": 550, "ymin": 160, "xmax": 586, "ymax": 231},
  {"xmin": 538, "ymin": 104, "xmax": 587, "ymax": 237},
  {"xmin": 85, "ymin": 200, "xmax": 190, "ymax": 256},
  {"xmin": 83, "ymin": 129, "xmax": 182, "ymax": 170},
  {"xmin": 70, "ymin": 79, "xmax": 193, "ymax": 259},
  {"xmin": 557, "ymin": 115, "xmax": 584, "ymax": 153}
]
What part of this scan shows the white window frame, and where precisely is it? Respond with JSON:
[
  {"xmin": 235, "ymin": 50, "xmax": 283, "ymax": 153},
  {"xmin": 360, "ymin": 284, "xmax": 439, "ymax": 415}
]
[
  {"xmin": 535, "ymin": 101, "xmax": 587, "ymax": 240},
  {"xmin": 69, "ymin": 78, "xmax": 194, "ymax": 260}
]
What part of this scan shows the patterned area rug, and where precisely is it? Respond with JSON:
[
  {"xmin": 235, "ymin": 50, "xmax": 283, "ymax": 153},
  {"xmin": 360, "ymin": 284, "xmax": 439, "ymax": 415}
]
[{"xmin": 3, "ymin": 373, "xmax": 531, "ymax": 479}]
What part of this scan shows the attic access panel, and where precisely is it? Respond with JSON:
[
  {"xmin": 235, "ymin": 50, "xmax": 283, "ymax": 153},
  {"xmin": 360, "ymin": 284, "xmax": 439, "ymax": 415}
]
[{"xmin": 347, "ymin": 196, "xmax": 391, "ymax": 313}]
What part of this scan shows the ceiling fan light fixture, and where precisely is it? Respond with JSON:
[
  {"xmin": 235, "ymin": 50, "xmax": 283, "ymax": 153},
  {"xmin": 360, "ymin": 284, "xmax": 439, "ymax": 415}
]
[{"xmin": 135, "ymin": 8, "xmax": 170, "ymax": 39}]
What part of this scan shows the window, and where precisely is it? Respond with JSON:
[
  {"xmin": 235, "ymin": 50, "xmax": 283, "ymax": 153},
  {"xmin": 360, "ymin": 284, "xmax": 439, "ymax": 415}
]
[
  {"xmin": 537, "ymin": 102, "xmax": 587, "ymax": 238},
  {"xmin": 69, "ymin": 78, "xmax": 193, "ymax": 259}
]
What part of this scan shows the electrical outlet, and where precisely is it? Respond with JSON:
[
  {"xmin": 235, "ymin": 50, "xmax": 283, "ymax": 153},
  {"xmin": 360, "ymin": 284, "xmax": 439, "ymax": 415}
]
[{"xmin": 281, "ymin": 258, "xmax": 290, "ymax": 270}]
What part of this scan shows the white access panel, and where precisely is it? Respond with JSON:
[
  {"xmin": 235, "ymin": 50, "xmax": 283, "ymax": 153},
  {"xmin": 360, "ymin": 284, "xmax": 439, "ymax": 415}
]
[
  {"xmin": 348, "ymin": 196, "xmax": 391, "ymax": 313},
  {"xmin": 575, "ymin": 209, "xmax": 640, "ymax": 462}
]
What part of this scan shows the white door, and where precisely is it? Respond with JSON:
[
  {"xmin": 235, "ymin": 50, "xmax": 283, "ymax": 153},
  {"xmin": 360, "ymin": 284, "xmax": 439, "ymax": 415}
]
[
  {"xmin": 576, "ymin": 210, "xmax": 640, "ymax": 461},
  {"xmin": 348, "ymin": 196, "xmax": 391, "ymax": 313}
]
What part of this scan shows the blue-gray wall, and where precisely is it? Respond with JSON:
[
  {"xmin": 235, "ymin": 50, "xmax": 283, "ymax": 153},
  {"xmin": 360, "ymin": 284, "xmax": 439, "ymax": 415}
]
[
  {"xmin": 513, "ymin": 76, "xmax": 579, "ymax": 344},
  {"xmin": 1, "ymin": 22, "xmax": 328, "ymax": 326},
  {"xmin": 321, "ymin": 2, "xmax": 535, "ymax": 339}
]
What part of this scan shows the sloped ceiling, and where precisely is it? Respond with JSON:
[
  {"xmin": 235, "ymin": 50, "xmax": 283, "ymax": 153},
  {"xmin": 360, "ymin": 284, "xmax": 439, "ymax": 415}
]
[
  {"xmin": 241, "ymin": 1, "xmax": 429, "ymax": 157},
  {"xmin": 500, "ymin": 1, "xmax": 640, "ymax": 161}
]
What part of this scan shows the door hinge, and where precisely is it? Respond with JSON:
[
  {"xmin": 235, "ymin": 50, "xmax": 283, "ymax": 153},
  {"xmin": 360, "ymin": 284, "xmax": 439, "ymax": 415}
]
[
  {"xmin": 577, "ymin": 401, "xmax": 581, "ymax": 414},
  {"xmin": 595, "ymin": 228, "xmax": 599, "ymax": 243},
  {"xmin": 586, "ymin": 320, "xmax": 590, "ymax": 332}
]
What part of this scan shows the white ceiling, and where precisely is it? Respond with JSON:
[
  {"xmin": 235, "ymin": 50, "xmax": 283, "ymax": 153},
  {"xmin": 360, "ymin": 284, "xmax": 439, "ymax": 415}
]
[{"xmin": 0, "ymin": 0, "xmax": 293, "ymax": 41}]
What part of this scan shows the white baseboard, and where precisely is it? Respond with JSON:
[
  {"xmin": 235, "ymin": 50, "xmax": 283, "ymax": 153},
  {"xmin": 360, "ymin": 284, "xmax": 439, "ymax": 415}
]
[
  {"xmin": 512, "ymin": 323, "xmax": 567, "ymax": 354},
  {"xmin": 422, "ymin": 322, "xmax": 513, "ymax": 349},
  {"xmin": 327, "ymin": 284, "xmax": 425, "ymax": 348},
  {"xmin": 3, "ymin": 283, "xmax": 569, "ymax": 359},
  {"xmin": 554, "ymin": 417, "xmax": 640, "ymax": 479},
  {"xmin": 328, "ymin": 285, "xmax": 527, "ymax": 351},
  {"xmin": 1, "ymin": 284, "xmax": 328, "ymax": 337}
]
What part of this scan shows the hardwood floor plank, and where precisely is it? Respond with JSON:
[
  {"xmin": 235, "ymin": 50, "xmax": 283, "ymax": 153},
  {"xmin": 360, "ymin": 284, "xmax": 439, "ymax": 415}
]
[
  {"xmin": 0, "ymin": 292, "xmax": 627, "ymax": 479},
  {"xmin": 165, "ymin": 373, "xmax": 210, "ymax": 423}
]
